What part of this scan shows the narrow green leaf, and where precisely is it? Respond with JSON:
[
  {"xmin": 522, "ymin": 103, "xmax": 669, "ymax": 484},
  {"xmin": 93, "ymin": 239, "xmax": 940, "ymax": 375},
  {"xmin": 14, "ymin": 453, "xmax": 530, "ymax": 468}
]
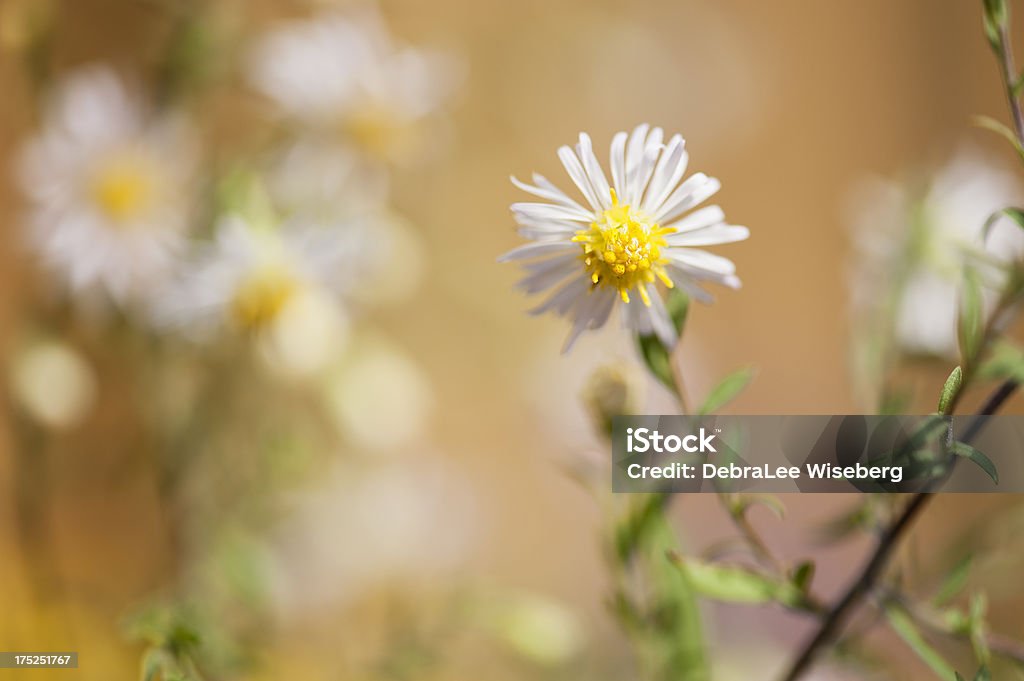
[
  {"xmin": 636, "ymin": 333, "xmax": 676, "ymax": 392},
  {"xmin": 933, "ymin": 555, "xmax": 973, "ymax": 606},
  {"xmin": 790, "ymin": 561, "xmax": 815, "ymax": 592},
  {"xmin": 958, "ymin": 270, "xmax": 984, "ymax": 364},
  {"xmin": 982, "ymin": 207, "xmax": 1024, "ymax": 242},
  {"xmin": 938, "ymin": 366, "xmax": 963, "ymax": 415},
  {"xmin": 951, "ymin": 442, "xmax": 999, "ymax": 484},
  {"xmin": 969, "ymin": 594, "xmax": 991, "ymax": 665},
  {"xmin": 730, "ymin": 494, "xmax": 786, "ymax": 521},
  {"xmin": 973, "ymin": 115, "xmax": 1024, "ymax": 162},
  {"xmin": 977, "ymin": 340, "xmax": 1024, "ymax": 383},
  {"xmin": 615, "ymin": 493, "xmax": 670, "ymax": 563},
  {"xmin": 635, "ymin": 290, "xmax": 690, "ymax": 393},
  {"xmin": 974, "ymin": 665, "xmax": 992, "ymax": 681},
  {"xmin": 886, "ymin": 606, "xmax": 958, "ymax": 680},
  {"xmin": 700, "ymin": 366, "xmax": 756, "ymax": 415},
  {"xmin": 668, "ymin": 555, "xmax": 803, "ymax": 608}
]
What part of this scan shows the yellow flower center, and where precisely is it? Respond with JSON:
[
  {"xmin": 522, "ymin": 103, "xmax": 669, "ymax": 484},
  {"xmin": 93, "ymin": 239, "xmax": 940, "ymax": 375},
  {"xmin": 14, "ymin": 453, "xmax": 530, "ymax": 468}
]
[
  {"xmin": 231, "ymin": 264, "xmax": 300, "ymax": 330},
  {"xmin": 89, "ymin": 151, "xmax": 158, "ymax": 223},
  {"xmin": 573, "ymin": 190, "xmax": 675, "ymax": 305},
  {"xmin": 342, "ymin": 102, "xmax": 417, "ymax": 161}
]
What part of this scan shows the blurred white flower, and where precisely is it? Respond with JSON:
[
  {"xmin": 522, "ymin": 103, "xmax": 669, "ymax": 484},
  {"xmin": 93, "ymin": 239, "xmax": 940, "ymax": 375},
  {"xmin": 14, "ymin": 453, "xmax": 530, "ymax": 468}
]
[
  {"xmin": 248, "ymin": 8, "xmax": 460, "ymax": 163},
  {"xmin": 267, "ymin": 138, "xmax": 388, "ymax": 218},
  {"xmin": 16, "ymin": 66, "xmax": 197, "ymax": 306},
  {"xmin": 10, "ymin": 340, "xmax": 96, "ymax": 429},
  {"xmin": 847, "ymin": 147, "xmax": 1024, "ymax": 358},
  {"xmin": 265, "ymin": 140, "xmax": 425, "ymax": 305},
  {"xmin": 500, "ymin": 125, "xmax": 748, "ymax": 352},
  {"xmin": 158, "ymin": 215, "xmax": 377, "ymax": 374},
  {"xmin": 267, "ymin": 458, "xmax": 477, "ymax": 619}
]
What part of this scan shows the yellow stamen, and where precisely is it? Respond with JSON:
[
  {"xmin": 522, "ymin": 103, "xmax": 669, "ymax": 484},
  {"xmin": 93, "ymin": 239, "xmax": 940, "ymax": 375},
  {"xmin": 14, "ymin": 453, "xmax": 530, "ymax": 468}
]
[
  {"xmin": 231, "ymin": 264, "xmax": 299, "ymax": 330},
  {"xmin": 89, "ymin": 151, "xmax": 158, "ymax": 223},
  {"xmin": 575, "ymin": 190, "xmax": 675, "ymax": 305}
]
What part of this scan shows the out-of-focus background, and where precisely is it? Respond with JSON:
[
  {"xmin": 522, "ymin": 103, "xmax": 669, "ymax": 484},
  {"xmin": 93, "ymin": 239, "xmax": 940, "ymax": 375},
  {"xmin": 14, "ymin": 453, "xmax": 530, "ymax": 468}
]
[{"xmin": 2, "ymin": 0, "xmax": 1024, "ymax": 679}]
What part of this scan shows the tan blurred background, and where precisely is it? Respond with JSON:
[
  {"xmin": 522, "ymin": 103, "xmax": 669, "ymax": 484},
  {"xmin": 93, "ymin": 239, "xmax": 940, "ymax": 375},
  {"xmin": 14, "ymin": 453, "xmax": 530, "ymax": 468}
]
[{"xmin": 2, "ymin": 1, "xmax": 1024, "ymax": 679}]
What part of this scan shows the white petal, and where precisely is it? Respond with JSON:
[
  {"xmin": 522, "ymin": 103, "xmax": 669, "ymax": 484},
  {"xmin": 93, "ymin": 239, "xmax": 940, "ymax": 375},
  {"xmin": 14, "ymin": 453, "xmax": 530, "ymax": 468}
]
[
  {"xmin": 641, "ymin": 134, "xmax": 688, "ymax": 214},
  {"xmin": 624, "ymin": 124, "xmax": 650, "ymax": 201},
  {"xmin": 665, "ymin": 225, "xmax": 749, "ymax": 246},
  {"xmin": 627, "ymin": 132, "xmax": 663, "ymax": 205},
  {"xmin": 510, "ymin": 175, "xmax": 588, "ymax": 212},
  {"xmin": 498, "ymin": 240, "xmax": 576, "ymax": 262},
  {"xmin": 557, "ymin": 145, "xmax": 602, "ymax": 210},
  {"xmin": 665, "ymin": 248, "xmax": 737, "ymax": 275},
  {"xmin": 517, "ymin": 257, "xmax": 577, "ymax": 294},
  {"xmin": 609, "ymin": 131, "xmax": 628, "ymax": 199},
  {"xmin": 529, "ymin": 276, "xmax": 588, "ymax": 315},
  {"xmin": 511, "ymin": 201, "xmax": 593, "ymax": 223},
  {"xmin": 645, "ymin": 285, "xmax": 678, "ymax": 348},
  {"xmin": 667, "ymin": 205, "xmax": 725, "ymax": 233},
  {"xmin": 654, "ymin": 174, "xmax": 721, "ymax": 224},
  {"xmin": 562, "ymin": 290, "xmax": 604, "ymax": 353},
  {"xmin": 576, "ymin": 132, "xmax": 611, "ymax": 209}
]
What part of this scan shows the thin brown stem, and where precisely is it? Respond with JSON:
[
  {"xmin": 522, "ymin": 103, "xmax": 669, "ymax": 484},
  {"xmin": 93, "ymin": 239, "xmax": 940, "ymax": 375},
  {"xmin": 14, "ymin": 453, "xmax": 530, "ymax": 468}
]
[{"xmin": 779, "ymin": 379, "xmax": 1019, "ymax": 681}]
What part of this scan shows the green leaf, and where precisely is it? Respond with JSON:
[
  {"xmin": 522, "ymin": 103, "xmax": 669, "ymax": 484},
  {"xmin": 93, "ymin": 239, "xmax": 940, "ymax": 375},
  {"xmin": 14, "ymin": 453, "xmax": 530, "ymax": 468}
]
[
  {"xmin": 969, "ymin": 594, "xmax": 991, "ymax": 664},
  {"xmin": 938, "ymin": 366, "xmax": 964, "ymax": 415},
  {"xmin": 789, "ymin": 561, "xmax": 815, "ymax": 592},
  {"xmin": 668, "ymin": 555, "xmax": 804, "ymax": 608},
  {"xmin": 636, "ymin": 333, "xmax": 677, "ymax": 393},
  {"xmin": 665, "ymin": 288, "xmax": 690, "ymax": 334},
  {"xmin": 636, "ymin": 290, "xmax": 690, "ymax": 395},
  {"xmin": 974, "ymin": 665, "xmax": 992, "ymax": 681},
  {"xmin": 982, "ymin": 207, "xmax": 1024, "ymax": 242},
  {"xmin": 973, "ymin": 115, "xmax": 1024, "ymax": 162},
  {"xmin": 951, "ymin": 442, "xmax": 999, "ymax": 484},
  {"xmin": 885, "ymin": 606, "xmax": 957, "ymax": 680},
  {"xmin": 614, "ymin": 493, "xmax": 670, "ymax": 563},
  {"xmin": 958, "ymin": 270, "xmax": 985, "ymax": 364},
  {"xmin": 983, "ymin": 0, "xmax": 1008, "ymax": 50},
  {"xmin": 933, "ymin": 555, "xmax": 973, "ymax": 606},
  {"xmin": 700, "ymin": 366, "xmax": 756, "ymax": 415},
  {"xmin": 977, "ymin": 340, "xmax": 1024, "ymax": 383},
  {"xmin": 729, "ymin": 494, "xmax": 785, "ymax": 521}
]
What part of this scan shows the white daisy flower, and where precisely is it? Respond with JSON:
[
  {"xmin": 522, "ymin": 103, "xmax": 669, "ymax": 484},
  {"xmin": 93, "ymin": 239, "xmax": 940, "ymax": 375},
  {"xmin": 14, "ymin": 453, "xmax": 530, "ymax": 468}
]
[
  {"xmin": 500, "ymin": 125, "xmax": 749, "ymax": 352},
  {"xmin": 158, "ymin": 215, "xmax": 376, "ymax": 374},
  {"xmin": 16, "ymin": 66, "xmax": 196, "ymax": 306},
  {"xmin": 248, "ymin": 8, "xmax": 459, "ymax": 163}
]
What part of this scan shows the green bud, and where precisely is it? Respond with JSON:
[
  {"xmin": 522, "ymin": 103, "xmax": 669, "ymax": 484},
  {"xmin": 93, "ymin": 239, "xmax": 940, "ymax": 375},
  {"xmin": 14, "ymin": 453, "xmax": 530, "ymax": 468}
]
[
  {"xmin": 938, "ymin": 365, "xmax": 963, "ymax": 415},
  {"xmin": 582, "ymin": 363, "xmax": 641, "ymax": 438}
]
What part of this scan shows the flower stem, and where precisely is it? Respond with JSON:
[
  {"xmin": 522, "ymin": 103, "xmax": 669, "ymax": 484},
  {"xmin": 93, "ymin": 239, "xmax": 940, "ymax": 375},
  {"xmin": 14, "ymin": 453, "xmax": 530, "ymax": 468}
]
[{"xmin": 778, "ymin": 378, "xmax": 1019, "ymax": 681}]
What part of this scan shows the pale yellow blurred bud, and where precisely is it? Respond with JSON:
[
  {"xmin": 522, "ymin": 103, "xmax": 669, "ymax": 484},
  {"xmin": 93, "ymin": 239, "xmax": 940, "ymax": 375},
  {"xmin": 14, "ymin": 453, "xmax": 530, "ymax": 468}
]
[
  {"xmin": 10, "ymin": 340, "xmax": 96, "ymax": 429},
  {"xmin": 581, "ymin": 363, "xmax": 641, "ymax": 438},
  {"xmin": 325, "ymin": 337, "xmax": 432, "ymax": 453},
  {"xmin": 486, "ymin": 593, "xmax": 584, "ymax": 666},
  {"xmin": 258, "ymin": 289, "xmax": 350, "ymax": 379}
]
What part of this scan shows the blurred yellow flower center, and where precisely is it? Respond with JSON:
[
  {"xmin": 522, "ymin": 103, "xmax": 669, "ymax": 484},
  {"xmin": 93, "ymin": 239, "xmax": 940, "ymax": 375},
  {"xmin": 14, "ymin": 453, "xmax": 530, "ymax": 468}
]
[
  {"xmin": 231, "ymin": 264, "xmax": 300, "ymax": 330},
  {"xmin": 573, "ymin": 190, "xmax": 675, "ymax": 305},
  {"xmin": 343, "ymin": 103, "xmax": 415, "ymax": 160},
  {"xmin": 90, "ymin": 152, "xmax": 157, "ymax": 223}
]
